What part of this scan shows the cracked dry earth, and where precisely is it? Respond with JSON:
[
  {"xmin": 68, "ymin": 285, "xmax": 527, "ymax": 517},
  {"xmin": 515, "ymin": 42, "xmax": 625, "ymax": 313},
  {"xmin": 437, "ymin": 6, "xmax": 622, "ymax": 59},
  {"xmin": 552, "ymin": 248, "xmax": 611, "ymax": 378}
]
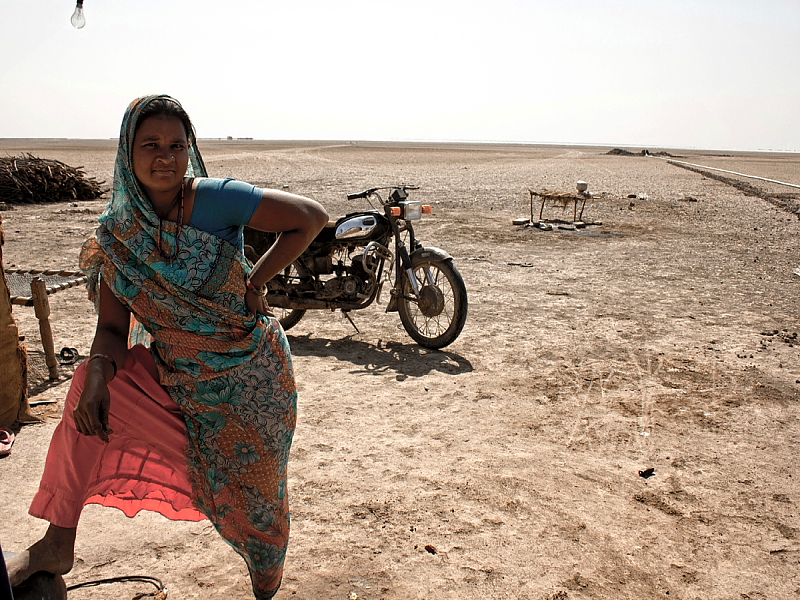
[{"xmin": 1, "ymin": 139, "xmax": 799, "ymax": 600}]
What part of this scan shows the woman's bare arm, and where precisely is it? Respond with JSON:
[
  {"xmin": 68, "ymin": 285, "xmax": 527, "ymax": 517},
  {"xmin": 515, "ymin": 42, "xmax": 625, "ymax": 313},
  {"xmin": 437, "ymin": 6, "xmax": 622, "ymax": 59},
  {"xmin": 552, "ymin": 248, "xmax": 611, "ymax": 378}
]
[
  {"xmin": 246, "ymin": 189, "xmax": 328, "ymax": 288},
  {"xmin": 72, "ymin": 278, "xmax": 131, "ymax": 442}
]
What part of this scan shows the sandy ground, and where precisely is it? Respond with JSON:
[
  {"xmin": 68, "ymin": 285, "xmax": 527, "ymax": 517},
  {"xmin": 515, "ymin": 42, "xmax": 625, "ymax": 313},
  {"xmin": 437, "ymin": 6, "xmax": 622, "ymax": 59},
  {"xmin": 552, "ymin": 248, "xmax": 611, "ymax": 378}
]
[{"xmin": 1, "ymin": 140, "xmax": 799, "ymax": 600}]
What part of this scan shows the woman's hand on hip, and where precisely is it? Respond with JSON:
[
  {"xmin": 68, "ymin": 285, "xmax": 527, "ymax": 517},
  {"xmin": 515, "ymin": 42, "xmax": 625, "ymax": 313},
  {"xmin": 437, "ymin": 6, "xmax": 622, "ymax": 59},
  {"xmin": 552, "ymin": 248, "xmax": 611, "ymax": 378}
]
[{"xmin": 245, "ymin": 287, "xmax": 275, "ymax": 319}]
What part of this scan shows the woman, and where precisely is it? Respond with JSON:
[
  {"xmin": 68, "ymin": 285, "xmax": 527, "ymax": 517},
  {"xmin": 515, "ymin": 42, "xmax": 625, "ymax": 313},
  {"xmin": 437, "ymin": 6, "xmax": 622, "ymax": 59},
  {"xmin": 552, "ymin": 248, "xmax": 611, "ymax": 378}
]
[{"xmin": 7, "ymin": 95, "xmax": 328, "ymax": 599}]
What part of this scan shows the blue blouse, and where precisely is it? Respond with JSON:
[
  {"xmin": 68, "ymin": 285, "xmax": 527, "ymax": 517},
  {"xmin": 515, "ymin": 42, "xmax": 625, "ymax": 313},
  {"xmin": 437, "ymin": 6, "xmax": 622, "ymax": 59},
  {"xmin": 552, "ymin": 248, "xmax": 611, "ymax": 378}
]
[{"xmin": 188, "ymin": 178, "xmax": 263, "ymax": 248}]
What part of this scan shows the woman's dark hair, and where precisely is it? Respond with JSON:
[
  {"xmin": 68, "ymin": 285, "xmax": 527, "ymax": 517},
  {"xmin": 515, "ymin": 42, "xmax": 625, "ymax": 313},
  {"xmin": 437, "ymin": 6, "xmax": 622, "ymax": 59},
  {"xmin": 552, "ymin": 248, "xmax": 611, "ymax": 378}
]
[{"xmin": 134, "ymin": 97, "xmax": 195, "ymax": 141}]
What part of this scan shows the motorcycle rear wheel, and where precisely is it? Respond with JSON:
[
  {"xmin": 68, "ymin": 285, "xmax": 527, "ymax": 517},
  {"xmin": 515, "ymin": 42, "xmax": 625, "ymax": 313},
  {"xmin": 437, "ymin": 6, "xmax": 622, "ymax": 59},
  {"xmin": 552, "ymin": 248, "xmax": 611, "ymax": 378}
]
[
  {"xmin": 272, "ymin": 260, "xmax": 307, "ymax": 331},
  {"xmin": 398, "ymin": 258, "xmax": 468, "ymax": 349},
  {"xmin": 275, "ymin": 307, "xmax": 306, "ymax": 331}
]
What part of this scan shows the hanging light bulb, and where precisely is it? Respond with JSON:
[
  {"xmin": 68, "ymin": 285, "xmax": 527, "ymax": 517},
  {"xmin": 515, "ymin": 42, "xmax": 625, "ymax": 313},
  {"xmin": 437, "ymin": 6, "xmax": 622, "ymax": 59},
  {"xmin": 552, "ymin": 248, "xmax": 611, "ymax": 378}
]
[{"xmin": 70, "ymin": 0, "xmax": 86, "ymax": 29}]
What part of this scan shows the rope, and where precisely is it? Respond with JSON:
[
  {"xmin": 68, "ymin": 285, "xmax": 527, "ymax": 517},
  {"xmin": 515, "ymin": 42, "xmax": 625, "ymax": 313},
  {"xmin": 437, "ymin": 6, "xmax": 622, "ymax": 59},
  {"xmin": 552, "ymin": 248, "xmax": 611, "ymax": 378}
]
[
  {"xmin": 3, "ymin": 269, "xmax": 87, "ymax": 300},
  {"xmin": 651, "ymin": 156, "xmax": 800, "ymax": 190},
  {"xmin": 66, "ymin": 575, "xmax": 167, "ymax": 599}
]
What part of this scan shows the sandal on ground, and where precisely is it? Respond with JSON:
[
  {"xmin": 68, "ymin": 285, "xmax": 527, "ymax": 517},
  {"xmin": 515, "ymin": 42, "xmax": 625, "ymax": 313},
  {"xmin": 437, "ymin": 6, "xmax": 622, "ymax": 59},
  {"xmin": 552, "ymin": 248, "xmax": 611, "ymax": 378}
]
[
  {"xmin": 0, "ymin": 428, "xmax": 15, "ymax": 457},
  {"xmin": 58, "ymin": 347, "xmax": 79, "ymax": 365}
]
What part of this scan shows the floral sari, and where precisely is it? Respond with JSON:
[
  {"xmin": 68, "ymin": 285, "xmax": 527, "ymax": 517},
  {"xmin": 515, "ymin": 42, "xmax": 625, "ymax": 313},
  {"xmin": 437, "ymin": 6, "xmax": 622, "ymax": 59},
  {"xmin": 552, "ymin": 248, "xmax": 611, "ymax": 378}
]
[{"xmin": 79, "ymin": 95, "xmax": 295, "ymax": 599}]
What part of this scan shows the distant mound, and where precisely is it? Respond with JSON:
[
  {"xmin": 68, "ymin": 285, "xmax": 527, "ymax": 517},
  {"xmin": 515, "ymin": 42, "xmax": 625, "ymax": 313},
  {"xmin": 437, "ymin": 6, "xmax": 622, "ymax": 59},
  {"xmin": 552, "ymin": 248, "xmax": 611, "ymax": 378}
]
[{"xmin": 606, "ymin": 149, "xmax": 677, "ymax": 157}]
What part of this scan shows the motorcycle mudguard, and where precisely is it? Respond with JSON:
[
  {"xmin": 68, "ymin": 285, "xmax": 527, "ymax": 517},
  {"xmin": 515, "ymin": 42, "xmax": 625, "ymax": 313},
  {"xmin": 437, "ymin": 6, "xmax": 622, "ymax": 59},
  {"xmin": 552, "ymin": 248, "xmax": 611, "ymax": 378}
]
[
  {"xmin": 386, "ymin": 246, "xmax": 454, "ymax": 312},
  {"xmin": 409, "ymin": 246, "xmax": 453, "ymax": 263}
]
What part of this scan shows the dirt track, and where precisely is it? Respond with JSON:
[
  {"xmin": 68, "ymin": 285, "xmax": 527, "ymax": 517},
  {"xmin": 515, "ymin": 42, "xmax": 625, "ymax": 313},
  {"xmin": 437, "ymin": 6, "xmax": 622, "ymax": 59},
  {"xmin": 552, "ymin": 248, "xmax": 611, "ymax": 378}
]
[{"xmin": 1, "ymin": 140, "xmax": 799, "ymax": 599}]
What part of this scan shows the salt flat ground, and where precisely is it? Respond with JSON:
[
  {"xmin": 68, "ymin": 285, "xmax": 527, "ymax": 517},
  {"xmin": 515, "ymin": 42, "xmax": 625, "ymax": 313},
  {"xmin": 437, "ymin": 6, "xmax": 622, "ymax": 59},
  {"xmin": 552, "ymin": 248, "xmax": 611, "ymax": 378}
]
[{"xmin": 1, "ymin": 140, "xmax": 799, "ymax": 600}]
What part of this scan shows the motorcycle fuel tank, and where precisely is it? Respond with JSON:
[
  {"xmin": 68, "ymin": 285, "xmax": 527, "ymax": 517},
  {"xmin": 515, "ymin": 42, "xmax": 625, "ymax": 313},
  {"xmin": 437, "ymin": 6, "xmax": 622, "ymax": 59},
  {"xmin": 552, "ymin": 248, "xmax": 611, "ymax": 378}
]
[{"xmin": 335, "ymin": 212, "xmax": 384, "ymax": 240}]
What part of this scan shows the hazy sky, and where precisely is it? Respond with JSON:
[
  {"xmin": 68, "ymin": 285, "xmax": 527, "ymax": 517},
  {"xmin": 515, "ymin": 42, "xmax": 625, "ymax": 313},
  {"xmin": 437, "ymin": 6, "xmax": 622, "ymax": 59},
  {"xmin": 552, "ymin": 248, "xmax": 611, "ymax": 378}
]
[{"xmin": 2, "ymin": 0, "xmax": 798, "ymax": 151}]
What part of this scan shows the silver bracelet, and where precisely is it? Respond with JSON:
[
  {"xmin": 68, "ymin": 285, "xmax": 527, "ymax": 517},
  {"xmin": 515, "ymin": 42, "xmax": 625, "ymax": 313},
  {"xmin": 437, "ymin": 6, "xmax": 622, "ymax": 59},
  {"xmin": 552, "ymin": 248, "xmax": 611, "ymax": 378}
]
[{"xmin": 246, "ymin": 279, "xmax": 267, "ymax": 297}]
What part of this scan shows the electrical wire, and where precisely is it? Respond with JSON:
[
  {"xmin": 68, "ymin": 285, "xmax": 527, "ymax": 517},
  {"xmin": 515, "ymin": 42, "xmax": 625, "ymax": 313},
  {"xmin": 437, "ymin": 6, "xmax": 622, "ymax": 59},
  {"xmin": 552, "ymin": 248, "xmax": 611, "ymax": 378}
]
[{"xmin": 66, "ymin": 575, "xmax": 167, "ymax": 599}]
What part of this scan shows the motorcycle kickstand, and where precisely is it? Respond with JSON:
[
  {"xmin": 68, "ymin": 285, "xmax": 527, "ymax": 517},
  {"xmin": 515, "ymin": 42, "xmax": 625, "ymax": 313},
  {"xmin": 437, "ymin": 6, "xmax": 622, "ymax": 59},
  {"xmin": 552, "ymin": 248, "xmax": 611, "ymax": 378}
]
[{"xmin": 341, "ymin": 309, "xmax": 360, "ymax": 334}]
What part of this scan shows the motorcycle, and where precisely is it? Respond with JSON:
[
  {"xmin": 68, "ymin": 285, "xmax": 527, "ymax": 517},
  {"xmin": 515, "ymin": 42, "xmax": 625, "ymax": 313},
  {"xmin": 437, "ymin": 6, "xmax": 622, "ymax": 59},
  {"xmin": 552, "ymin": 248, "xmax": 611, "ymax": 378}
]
[{"xmin": 244, "ymin": 186, "xmax": 468, "ymax": 349}]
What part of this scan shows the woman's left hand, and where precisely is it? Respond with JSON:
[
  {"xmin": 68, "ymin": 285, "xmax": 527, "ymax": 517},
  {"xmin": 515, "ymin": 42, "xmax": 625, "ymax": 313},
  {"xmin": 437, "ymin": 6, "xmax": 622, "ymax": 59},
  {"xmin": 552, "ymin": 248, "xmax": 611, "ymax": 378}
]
[{"xmin": 246, "ymin": 288, "xmax": 275, "ymax": 318}]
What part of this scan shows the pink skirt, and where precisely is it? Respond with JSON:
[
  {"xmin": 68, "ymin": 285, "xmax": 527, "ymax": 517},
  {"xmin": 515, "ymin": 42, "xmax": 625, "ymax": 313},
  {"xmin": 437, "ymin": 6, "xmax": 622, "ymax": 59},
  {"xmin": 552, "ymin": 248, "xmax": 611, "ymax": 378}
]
[{"xmin": 29, "ymin": 345, "xmax": 206, "ymax": 528}]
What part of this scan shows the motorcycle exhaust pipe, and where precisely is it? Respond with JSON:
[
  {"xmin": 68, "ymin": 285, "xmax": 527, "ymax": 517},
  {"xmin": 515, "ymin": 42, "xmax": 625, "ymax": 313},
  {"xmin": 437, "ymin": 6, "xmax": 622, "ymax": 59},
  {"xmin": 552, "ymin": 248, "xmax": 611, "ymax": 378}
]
[
  {"xmin": 266, "ymin": 295, "xmax": 331, "ymax": 310},
  {"xmin": 266, "ymin": 295, "xmax": 377, "ymax": 311}
]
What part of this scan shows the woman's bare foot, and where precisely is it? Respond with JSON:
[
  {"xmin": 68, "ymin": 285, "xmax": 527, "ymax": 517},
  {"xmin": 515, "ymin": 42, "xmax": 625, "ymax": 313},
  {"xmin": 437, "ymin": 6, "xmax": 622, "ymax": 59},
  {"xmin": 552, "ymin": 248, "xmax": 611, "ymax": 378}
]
[{"xmin": 6, "ymin": 525, "xmax": 76, "ymax": 587}]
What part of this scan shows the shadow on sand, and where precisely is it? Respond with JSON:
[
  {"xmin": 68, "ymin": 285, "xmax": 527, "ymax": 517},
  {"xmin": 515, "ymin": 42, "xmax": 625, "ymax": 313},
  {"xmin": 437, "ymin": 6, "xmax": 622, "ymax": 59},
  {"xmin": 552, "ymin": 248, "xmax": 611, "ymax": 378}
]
[{"xmin": 287, "ymin": 333, "xmax": 473, "ymax": 379}]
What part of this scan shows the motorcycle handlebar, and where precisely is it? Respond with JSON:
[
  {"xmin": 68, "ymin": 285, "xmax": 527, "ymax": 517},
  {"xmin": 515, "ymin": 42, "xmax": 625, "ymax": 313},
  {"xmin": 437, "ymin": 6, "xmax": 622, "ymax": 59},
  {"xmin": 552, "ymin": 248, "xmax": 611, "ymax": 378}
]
[{"xmin": 346, "ymin": 186, "xmax": 420, "ymax": 201}]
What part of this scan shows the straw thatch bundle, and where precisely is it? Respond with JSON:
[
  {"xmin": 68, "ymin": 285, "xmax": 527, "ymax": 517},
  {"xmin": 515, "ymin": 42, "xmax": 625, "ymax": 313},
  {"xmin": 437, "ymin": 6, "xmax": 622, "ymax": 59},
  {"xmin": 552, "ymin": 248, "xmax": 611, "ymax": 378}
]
[{"xmin": 0, "ymin": 153, "xmax": 107, "ymax": 203}]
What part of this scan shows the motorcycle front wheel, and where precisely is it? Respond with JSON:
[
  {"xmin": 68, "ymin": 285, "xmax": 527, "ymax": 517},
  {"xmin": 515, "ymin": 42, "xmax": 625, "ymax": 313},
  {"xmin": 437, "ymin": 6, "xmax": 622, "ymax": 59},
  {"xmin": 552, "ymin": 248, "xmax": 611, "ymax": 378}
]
[{"xmin": 397, "ymin": 258, "xmax": 468, "ymax": 349}]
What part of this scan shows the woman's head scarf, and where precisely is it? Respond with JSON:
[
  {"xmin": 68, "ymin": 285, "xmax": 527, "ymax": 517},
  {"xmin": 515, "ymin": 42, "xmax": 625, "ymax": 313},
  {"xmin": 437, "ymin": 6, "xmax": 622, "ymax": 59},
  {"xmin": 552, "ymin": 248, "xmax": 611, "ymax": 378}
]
[
  {"xmin": 101, "ymin": 94, "xmax": 208, "ymax": 235},
  {"xmin": 80, "ymin": 95, "xmax": 266, "ymax": 384}
]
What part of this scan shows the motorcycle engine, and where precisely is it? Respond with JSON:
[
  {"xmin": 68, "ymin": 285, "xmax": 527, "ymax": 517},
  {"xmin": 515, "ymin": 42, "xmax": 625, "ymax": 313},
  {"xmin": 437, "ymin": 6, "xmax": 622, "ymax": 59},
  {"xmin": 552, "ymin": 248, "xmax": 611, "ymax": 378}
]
[
  {"xmin": 315, "ymin": 254, "xmax": 371, "ymax": 300},
  {"xmin": 318, "ymin": 276, "xmax": 359, "ymax": 300}
]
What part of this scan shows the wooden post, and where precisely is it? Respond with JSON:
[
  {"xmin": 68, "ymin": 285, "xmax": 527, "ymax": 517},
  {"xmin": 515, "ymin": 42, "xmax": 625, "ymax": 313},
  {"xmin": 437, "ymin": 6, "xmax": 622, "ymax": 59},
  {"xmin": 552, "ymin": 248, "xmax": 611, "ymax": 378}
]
[
  {"xmin": 0, "ymin": 214, "xmax": 29, "ymax": 426},
  {"xmin": 31, "ymin": 277, "xmax": 59, "ymax": 380},
  {"xmin": 529, "ymin": 190, "xmax": 534, "ymax": 223}
]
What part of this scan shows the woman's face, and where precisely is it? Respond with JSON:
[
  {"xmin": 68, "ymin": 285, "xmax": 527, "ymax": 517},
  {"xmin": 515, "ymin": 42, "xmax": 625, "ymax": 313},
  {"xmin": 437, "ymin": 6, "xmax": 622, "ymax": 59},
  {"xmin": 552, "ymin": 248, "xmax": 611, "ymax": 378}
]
[{"xmin": 132, "ymin": 115, "xmax": 189, "ymax": 197}]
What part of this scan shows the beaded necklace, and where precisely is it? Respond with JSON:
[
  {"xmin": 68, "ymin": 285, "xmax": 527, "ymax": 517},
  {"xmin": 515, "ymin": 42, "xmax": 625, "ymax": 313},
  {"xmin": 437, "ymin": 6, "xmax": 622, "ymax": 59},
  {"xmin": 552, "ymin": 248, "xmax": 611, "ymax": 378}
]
[{"xmin": 157, "ymin": 179, "xmax": 185, "ymax": 259}]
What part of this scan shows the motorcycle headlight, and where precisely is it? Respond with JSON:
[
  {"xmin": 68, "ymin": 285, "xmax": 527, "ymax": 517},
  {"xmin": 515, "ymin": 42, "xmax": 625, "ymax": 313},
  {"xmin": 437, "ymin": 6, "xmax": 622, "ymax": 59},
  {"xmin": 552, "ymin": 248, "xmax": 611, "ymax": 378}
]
[{"xmin": 402, "ymin": 200, "xmax": 423, "ymax": 220}]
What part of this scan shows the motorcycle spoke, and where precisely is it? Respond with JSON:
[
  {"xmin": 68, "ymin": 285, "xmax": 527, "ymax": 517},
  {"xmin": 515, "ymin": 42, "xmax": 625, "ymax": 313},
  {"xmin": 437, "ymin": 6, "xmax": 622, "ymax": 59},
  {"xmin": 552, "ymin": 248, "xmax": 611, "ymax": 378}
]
[
  {"xmin": 406, "ymin": 266, "xmax": 455, "ymax": 337},
  {"xmin": 271, "ymin": 261, "xmax": 307, "ymax": 330}
]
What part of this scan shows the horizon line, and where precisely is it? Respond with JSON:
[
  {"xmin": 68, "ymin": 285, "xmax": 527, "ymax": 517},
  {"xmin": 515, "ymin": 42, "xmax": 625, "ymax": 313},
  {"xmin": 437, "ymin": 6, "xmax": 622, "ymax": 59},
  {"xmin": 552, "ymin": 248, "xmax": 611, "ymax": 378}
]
[{"xmin": 1, "ymin": 137, "xmax": 798, "ymax": 154}]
